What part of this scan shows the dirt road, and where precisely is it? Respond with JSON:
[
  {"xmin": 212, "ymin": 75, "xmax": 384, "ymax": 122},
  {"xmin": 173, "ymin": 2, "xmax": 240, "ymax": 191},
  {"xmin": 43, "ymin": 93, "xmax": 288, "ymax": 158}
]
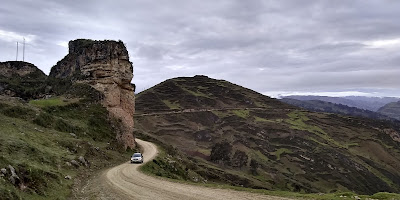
[{"xmin": 78, "ymin": 139, "xmax": 293, "ymax": 200}]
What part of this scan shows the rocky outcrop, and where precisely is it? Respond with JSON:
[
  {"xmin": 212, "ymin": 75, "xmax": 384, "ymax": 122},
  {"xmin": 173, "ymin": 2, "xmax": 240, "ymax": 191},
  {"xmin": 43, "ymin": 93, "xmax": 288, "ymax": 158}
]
[
  {"xmin": 0, "ymin": 61, "xmax": 47, "ymax": 98},
  {"xmin": 49, "ymin": 39, "xmax": 136, "ymax": 149}
]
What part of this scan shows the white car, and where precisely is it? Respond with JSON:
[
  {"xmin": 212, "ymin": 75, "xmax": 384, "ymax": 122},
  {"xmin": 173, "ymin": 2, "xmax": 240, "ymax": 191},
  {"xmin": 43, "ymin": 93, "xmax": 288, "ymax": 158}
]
[{"xmin": 131, "ymin": 153, "xmax": 143, "ymax": 164}]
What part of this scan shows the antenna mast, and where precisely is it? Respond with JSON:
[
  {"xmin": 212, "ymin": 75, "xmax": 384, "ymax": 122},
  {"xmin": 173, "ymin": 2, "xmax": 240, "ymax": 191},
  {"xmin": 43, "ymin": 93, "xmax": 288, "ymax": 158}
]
[
  {"xmin": 23, "ymin": 38, "xmax": 25, "ymax": 62},
  {"xmin": 16, "ymin": 42, "xmax": 19, "ymax": 61}
]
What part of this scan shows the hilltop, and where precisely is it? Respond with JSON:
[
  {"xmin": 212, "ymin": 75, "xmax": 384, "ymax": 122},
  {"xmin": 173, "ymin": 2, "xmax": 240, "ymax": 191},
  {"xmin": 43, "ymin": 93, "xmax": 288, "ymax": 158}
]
[
  {"xmin": 0, "ymin": 61, "xmax": 47, "ymax": 99},
  {"xmin": 135, "ymin": 76, "xmax": 400, "ymax": 195}
]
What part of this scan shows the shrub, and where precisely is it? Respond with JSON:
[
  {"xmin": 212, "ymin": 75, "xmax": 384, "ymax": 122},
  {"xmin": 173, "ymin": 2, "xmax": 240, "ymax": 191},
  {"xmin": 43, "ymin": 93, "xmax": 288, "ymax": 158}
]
[
  {"xmin": 33, "ymin": 113, "xmax": 55, "ymax": 128},
  {"xmin": 66, "ymin": 83, "xmax": 103, "ymax": 102},
  {"xmin": 231, "ymin": 150, "xmax": 248, "ymax": 168},
  {"xmin": 210, "ymin": 141, "xmax": 232, "ymax": 165},
  {"xmin": 0, "ymin": 102, "xmax": 10, "ymax": 110},
  {"xmin": 250, "ymin": 159, "xmax": 259, "ymax": 175},
  {"xmin": 87, "ymin": 114, "xmax": 113, "ymax": 141},
  {"xmin": 2, "ymin": 106, "xmax": 36, "ymax": 119},
  {"xmin": 17, "ymin": 163, "xmax": 60, "ymax": 195},
  {"xmin": 55, "ymin": 119, "xmax": 80, "ymax": 133},
  {"xmin": 0, "ymin": 188, "xmax": 20, "ymax": 200}
]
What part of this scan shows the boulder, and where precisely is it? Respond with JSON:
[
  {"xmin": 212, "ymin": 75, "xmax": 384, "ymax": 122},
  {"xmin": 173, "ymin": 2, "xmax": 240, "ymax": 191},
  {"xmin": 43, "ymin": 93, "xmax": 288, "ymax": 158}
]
[
  {"xmin": 8, "ymin": 165, "xmax": 17, "ymax": 177},
  {"xmin": 78, "ymin": 156, "xmax": 89, "ymax": 167},
  {"xmin": 70, "ymin": 160, "xmax": 80, "ymax": 168},
  {"xmin": 8, "ymin": 165, "xmax": 20, "ymax": 185},
  {"xmin": 65, "ymin": 162, "xmax": 72, "ymax": 167}
]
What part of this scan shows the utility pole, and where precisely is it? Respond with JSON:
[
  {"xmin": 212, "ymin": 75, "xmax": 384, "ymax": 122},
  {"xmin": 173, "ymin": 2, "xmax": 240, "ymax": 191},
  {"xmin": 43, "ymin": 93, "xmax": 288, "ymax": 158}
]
[
  {"xmin": 16, "ymin": 42, "xmax": 19, "ymax": 61},
  {"xmin": 23, "ymin": 37, "xmax": 25, "ymax": 62}
]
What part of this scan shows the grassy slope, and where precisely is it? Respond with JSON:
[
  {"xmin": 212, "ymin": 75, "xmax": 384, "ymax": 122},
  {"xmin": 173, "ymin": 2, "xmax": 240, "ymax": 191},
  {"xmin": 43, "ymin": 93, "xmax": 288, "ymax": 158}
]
[
  {"xmin": 0, "ymin": 97, "xmax": 132, "ymax": 199},
  {"xmin": 138, "ymin": 141, "xmax": 400, "ymax": 200},
  {"xmin": 134, "ymin": 76, "xmax": 400, "ymax": 197},
  {"xmin": 29, "ymin": 97, "xmax": 78, "ymax": 107}
]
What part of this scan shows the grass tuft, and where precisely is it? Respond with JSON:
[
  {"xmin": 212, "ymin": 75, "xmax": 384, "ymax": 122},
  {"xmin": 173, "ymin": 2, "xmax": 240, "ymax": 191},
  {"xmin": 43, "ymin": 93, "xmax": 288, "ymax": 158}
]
[
  {"xmin": 29, "ymin": 97, "xmax": 67, "ymax": 107},
  {"xmin": 162, "ymin": 100, "xmax": 181, "ymax": 110},
  {"xmin": 1, "ymin": 105, "xmax": 36, "ymax": 120},
  {"xmin": 232, "ymin": 109, "xmax": 250, "ymax": 118}
]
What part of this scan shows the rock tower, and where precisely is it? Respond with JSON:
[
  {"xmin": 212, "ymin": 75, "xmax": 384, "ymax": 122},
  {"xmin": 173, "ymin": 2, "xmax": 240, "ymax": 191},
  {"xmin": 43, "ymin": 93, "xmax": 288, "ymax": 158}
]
[{"xmin": 50, "ymin": 39, "xmax": 135, "ymax": 149}]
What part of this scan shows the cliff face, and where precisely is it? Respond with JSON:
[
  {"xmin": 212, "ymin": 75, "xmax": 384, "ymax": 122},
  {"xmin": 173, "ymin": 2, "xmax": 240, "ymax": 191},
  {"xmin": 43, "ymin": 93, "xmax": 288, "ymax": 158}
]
[
  {"xmin": 0, "ymin": 61, "xmax": 47, "ymax": 99},
  {"xmin": 50, "ymin": 39, "xmax": 136, "ymax": 149}
]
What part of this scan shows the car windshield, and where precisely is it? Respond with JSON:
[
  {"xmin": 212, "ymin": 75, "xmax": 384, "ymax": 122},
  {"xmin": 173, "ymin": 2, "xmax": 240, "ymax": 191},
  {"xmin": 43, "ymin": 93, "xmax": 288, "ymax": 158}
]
[{"xmin": 133, "ymin": 153, "xmax": 142, "ymax": 157}]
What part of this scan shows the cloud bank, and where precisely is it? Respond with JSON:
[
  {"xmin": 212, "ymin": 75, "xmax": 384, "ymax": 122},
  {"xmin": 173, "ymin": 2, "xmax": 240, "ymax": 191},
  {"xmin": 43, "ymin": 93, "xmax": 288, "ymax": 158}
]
[{"xmin": 1, "ymin": 0, "xmax": 399, "ymax": 97}]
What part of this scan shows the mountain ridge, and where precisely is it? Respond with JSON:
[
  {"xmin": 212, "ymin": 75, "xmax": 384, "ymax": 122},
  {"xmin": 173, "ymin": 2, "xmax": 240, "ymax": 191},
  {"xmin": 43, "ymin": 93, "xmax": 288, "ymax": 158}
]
[
  {"xmin": 283, "ymin": 95, "xmax": 399, "ymax": 112},
  {"xmin": 280, "ymin": 98, "xmax": 399, "ymax": 122}
]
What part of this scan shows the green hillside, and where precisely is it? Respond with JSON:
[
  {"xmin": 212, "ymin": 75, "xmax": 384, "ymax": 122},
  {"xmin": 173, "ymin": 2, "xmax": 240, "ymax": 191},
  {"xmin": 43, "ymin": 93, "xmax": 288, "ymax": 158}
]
[
  {"xmin": 134, "ymin": 75, "xmax": 400, "ymax": 195},
  {"xmin": 0, "ymin": 93, "xmax": 132, "ymax": 199}
]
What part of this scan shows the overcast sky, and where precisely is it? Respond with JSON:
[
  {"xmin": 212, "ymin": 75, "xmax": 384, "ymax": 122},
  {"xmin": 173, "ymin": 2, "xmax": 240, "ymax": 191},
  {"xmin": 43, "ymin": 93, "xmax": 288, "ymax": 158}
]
[{"xmin": 1, "ymin": 0, "xmax": 400, "ymax": 97}]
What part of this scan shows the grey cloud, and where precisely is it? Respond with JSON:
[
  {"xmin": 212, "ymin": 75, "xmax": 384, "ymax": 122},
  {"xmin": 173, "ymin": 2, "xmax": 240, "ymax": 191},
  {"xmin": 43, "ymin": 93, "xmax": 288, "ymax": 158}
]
[
  {"xmin": 0, "ymin": 0, "xmax": 399, "ymax": 97},
  {"xmin": 303, "ymin": 43, "xmax": 366, "ymax": 55},
  {"xmin": 136, "ymin": 44, "xmax": 169, "ymax": 60}
]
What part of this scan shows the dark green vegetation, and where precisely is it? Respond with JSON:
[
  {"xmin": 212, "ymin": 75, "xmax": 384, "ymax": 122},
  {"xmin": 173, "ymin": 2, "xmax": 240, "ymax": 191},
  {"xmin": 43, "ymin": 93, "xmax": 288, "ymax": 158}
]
[
  {"xmin": 0, "ymin": 61, "xmax": 104, "ymax": 102},
  {"xmin": 0, "ymin": 95, "xmax": 132, "ymax": 199},
  {"xmin": 281, "ymin": 98, "xmax": 398, "ymax": 122},
  {"xmin": 134, "ymin": 75, "xmax": 400, "ymax": 196},
  {"xmin": 379, "ymin": 101, "xmax": 400, "ymax": 121},
  {"xmin": 0, "ymin": 61, "xmax": 48, "ymax": 99}
]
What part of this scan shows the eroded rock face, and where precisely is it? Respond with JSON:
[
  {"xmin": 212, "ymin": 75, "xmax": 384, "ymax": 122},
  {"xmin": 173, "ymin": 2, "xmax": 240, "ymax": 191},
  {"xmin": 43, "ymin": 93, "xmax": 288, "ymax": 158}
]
[
  {"xmin": 50, "ymin": 39, "xmax": 135, "ymax": 149},
  {"xmin": 384, "ymin": 129, "xmax": 400, "ymax": 142}
]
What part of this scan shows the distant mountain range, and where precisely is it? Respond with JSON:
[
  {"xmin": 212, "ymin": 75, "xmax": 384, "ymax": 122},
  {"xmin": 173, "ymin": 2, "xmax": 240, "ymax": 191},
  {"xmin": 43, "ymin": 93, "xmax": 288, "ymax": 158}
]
[
  {"xmin": 280, "ymin": 98, "xmax": 398, "ymax": 122},
  {"xmin": 282, "ymin": 95, "xmax": 399, "ymax": 112}
]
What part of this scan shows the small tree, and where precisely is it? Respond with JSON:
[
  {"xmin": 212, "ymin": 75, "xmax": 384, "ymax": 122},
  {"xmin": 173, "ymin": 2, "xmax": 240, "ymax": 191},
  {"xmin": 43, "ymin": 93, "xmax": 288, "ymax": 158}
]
[
  {"xmin": 210, "ymin": 141, "xmax": 232, "ymax": 165},
  {"xmin": 231, "ymin": 150, "xmax": 248, "ymax": 169},
  {"xmin": 250, "ymin": 159, "xmax": 259, "ymax": 175}
]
